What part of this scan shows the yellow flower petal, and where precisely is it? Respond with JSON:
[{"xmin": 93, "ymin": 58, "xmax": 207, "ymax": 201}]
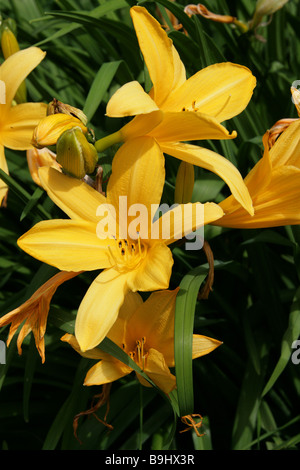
[
  {"xmin": 0, "ymin": 144, "xmax": 8, "ymax": 206},
  {"xmin": 31, "ymin": 114, "xmax": 87, "ymax": 148},
  {"xmin": 27, "ymin": 147, "xmax": 61, "ymax": 187},
  {"xmin": 128, "ymin": 289, "xmax": 179, "ymax": 366},
  {"xmin": 192, "ymin": 334, "xmax": 223, "ymax": 359},
  {"xmin": 38, "ymin": 167, "xmax": 106, "ymax": 223},
  {"xmin": 130, "ymin": 6, "xmax": 175, "ymax": 107},
  {"xmin": 107, "ymin": 291, "xmax": 144, "ymax": 348},
  {"xmin": 61, "ymin": 333, "xmax": 108, "ymax": 360},
  {"xmin": 75, "ymin": 268, "xmax": 131, "ymax": 352},
  {"xmin": 120, "ymin": 110, "xmax": 163, "ymax": 141},
  {"xmin": 149, "ymin": 111, "xmax": 236, "ymax": 142},
  {"xmin": 106, "ymin": 81, "xmax": 159, "ymax": 117},
  {"xmin": 0, "ymin": 47, "xmax": 46, "ymax": 109},
  {"xmin": 107, "ymin": 136, "xmax": 165, "ymax": 229},
  {"xmin": 128, "ymin": 242, "xmax": 173, "ymax": 292},
  {"xmin": 141, "ymin": 348, "xmax": 176, "ymax": 394},
  {"xmin": 1, "ymin": 103, "xmax": 47, "ymax": 150},
  {"xmin": 268, "ymin": 119, "xmax": 300, "ymax": 168},
  {"xmin": 161, "ymin": 62, "xmax": 256, "ymax": 123},
  {"xmin": 17, "ymin": 219, "xmax": 113, "ymax": 271},
  {"xmin": 152, "ymin": 202, "xmax": 224, "ymax": 246},
  {"xmin": 84, "ymin": 358, "xmax": 131, "ymax": 386},
  {"xmin": 216, "ymin": 166, "xmax": 300, "ymax": 228},
  {"xmin": 160, "ymin": 141, "xmax": 254, "ymax": 216}
]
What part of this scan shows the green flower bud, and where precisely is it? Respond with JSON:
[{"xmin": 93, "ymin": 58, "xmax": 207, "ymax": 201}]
[
  {"xmin": 56, "ymin": 127, "xmax": 98, "ymax": 179},
  {"xmin": 250, "ymin": 0, "xmax": 289, "ymax": 29}
]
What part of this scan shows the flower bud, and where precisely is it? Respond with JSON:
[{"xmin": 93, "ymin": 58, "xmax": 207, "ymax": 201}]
[
  {"xmin": 291, "ymin": 87, "xmax": 300, "ymax": 118},
  {"xmin": 174, "ymin": 161, "xmax": 194, "ymax": 204},
  {"xmin": 56, "ymin": 127, "xmax": 98, "ymax": 179},
  {"xmin": 31, "ymin": 114, "xmax": 88, "ymax": 149},
  {"xmin": 47, "ymin": 98, "xmax": 88, "ymax": 126},
  {"xmin": 0, "ymin": 20, "xmax": 27, "ymax": 103},
  {"xmin": 250, "ymin": 0, "xmax": 289, "ymax": 29}
]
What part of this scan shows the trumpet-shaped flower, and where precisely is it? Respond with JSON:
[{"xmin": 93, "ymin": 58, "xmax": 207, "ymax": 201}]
[
  {"xmin": 18, "ymin": 136, "xmax": 224, "ymax": 352},
  {"xmin": 0, "ymin": 47, "xmax": 47, "ymax": 205},
  {"xmin": 103, "ymin": 6, "xmax": 256, "ymax": 216},
  {"xmin": 61, "ymin": 289, "xmax": 222, "ymax": 394},
  {"xmin": 213, "ymin": 120, "xmax": 300, "ymax": 228},
  {"xmin": 0, "ymin": 271, "xmax": 80, "ymax": 363}
]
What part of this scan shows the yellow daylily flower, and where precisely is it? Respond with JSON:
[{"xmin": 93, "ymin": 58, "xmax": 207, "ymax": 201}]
[
  {"xmin": 213, "ymin": 120, "xmax": 300, "ymax": 228},
  {"xmin": 0, "ymin": 47, "xmax": 47, "ymax": 205},
  {"xmin": 17, "ymin": 136, "xmax": 224, "ymax": 352},
  {"xmin": 61, "ymin": 289, "xmax": 222, "ymax": 395},
  {"xmin": 0, "ymin": 271, "xmax": 80, "ymax": 363},
  {"xmin": 101, "ymin": 6, "xmax": 256, "ymax": 216}
]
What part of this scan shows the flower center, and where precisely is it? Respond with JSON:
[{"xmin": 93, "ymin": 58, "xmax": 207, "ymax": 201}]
[
  {"xmin": 181, "ymin": 100, "xmax": 198, "ymax": 112},
  {"xmin": 108, "ymin": 234, "xmax": 147, "ymax": 272},
  {"xmin": 124, "ymin": 337, "xmax": 148, "ymax": 371}
]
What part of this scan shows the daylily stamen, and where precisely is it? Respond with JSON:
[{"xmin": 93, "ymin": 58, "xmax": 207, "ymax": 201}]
[{"xmin": 107, "ymin": 236, "xmax": 147, "ymax": 272}]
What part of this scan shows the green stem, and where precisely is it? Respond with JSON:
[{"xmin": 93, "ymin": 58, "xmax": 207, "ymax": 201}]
[
  {"xmin": 139, "ymin": 384, "xmax": 143, "ymax": 450},
  {"xmin": 94, "ymin": 130, "xmax": 123, "ymax": 153}
]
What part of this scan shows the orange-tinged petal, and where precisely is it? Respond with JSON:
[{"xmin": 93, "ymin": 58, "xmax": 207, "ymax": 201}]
[
  {"xmin": 38, "ymin": 167, "xmax": 107, "ymax": 223},
  {"xmin": 84, "ymin": 358, "xmax": 131, "ymax": 386},
  {"xmin": 106, "ymin": 81, "xmax": 159, "ymax": 117},
  {"xmin": 161, "ymin": 62, "xmax": 256, "ymax": 123},
  {"xmin": 0, "ymin": 144, "xmax": 8, "ymax": 206},
  {"xmin": 107, "ymin": 291, "xmax": 143, "ymax": 348},
  {"xmin": 27, "ymin": 147, "xmax": 61, "ymax": 187},
  {"xmin": 160, "ymin": 141, "xmax": 254, "ymax": 216},
  {"xmin": 75, "ymin": 268, "xmax": 131, "ymax": 352},
  {"xmin": 17, "ymin": 219, "xmax": 113, "ymax": 271},
  {"xmin": 0, "ymin": 47, "xmax": 46, "ymax": 109},
  {"xmin": 2, "ymin": 102, "xmax": 47, "ymax": 150},
  {"xmin": 192, "ymin": 334, "xmax": 223, "ymax": 360},
  {"xmin": 149, "ymin": 111, "xmax": 236, "ymax": 142},
  {"xmin": 127, "ymin": 289, "xmax": 179, "ymax": 366},
  {"xmin": 128, "ymin": 242, "xmax": 173, "ymax": 292},
  {"xmin": 130, "ymin": 6, "xmax": 175, "ymax": 107}
]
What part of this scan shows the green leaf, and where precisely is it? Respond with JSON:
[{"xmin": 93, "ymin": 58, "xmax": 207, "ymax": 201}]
[
  {"xmin": 174, "ymin": 265, "xmax": 208, "ymax": 417},
  {"xmin": 261, "ymin": 286, "xmax": 300, "ymax": 397}
]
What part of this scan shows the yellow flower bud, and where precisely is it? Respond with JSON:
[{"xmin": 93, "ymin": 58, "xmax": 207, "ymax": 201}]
[
  {"xmin": 0, "ymin": 21, "xmax": 27, "ymax": 103},
  {"xmin": 1, "ymin": 25, "xmax": 19, "ymax": 57},
  {"xmin": 47, "ymin": 98, "xmax": 88, "ymax": 126},
  {"xmin": 31, "ymin": 114, "xmax": 88, "ymax": 149},
  {"xmin": 56, "ymin": 127, "xmax": 98, "ymax": 179},
  {"xmin": 250, "ymin": 0, "xmax": 289, "ymax": 29},
  {"xmin": 174, "ymin": 161, "xmax": 194, "ymax": 204}
]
